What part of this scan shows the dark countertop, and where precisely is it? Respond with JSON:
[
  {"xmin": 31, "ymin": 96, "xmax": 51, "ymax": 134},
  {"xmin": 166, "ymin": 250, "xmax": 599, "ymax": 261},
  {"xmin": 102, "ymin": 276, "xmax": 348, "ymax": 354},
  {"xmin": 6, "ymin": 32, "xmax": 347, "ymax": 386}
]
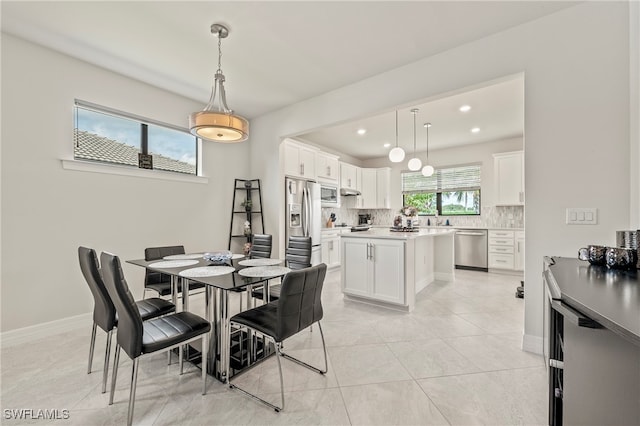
[{"xmin": 546, "ymin": 256, "xmax": 640, "ymax": 347}]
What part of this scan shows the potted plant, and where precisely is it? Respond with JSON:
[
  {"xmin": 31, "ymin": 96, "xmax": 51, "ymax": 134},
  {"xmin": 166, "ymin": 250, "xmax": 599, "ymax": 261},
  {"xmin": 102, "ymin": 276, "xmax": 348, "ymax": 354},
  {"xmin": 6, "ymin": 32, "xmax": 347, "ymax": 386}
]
[{"xmin": 241, "ymin": 199, "xmax": 252, "ymax": 211}]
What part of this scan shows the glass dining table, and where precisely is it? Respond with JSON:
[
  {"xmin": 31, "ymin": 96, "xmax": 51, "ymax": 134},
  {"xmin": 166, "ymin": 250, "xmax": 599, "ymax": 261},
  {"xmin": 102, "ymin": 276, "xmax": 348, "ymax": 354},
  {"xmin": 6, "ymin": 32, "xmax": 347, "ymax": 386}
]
[{"xmin": 127, "ymin": 254, "xmax": 290, "ymax": 382}]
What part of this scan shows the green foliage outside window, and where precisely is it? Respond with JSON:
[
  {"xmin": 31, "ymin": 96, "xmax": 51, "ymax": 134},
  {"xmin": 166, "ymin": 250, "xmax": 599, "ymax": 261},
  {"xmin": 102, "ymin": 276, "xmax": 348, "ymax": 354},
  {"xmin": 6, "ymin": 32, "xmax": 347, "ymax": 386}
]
[{"xmin": 404, "ymin": 193, "xmax": 437, "ymax": 215}]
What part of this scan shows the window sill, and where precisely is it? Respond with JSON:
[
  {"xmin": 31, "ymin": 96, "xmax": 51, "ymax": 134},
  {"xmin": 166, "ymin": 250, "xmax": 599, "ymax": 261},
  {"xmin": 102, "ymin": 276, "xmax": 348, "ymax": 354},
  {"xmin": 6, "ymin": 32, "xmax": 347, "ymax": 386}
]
[{"xmin": 61, "ymin": 159, "xmax": 208, "ymax": 184}]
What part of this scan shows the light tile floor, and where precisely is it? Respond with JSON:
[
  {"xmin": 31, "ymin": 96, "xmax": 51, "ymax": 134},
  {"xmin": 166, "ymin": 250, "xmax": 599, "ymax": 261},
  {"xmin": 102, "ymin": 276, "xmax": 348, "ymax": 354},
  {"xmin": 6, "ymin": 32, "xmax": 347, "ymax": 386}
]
[{"xmin": 1, "ymin": 269, "xmax": 547, "ymax": 425}]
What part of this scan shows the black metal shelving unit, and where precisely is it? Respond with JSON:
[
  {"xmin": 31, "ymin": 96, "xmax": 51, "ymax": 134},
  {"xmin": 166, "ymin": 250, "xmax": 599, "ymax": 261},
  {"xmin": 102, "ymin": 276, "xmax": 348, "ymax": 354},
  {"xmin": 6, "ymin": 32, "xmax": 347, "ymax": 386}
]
[{"xmin": 228, "ymin": 179, "xmax": 265, "ymax": 251}]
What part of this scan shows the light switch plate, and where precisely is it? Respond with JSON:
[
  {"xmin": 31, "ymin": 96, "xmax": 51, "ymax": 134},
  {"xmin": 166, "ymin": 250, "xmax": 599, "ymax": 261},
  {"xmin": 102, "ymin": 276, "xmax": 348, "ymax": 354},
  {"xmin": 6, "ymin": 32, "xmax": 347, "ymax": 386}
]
[{"xmin": 566, "ymin": 208, "xmax": 597, "ymax": 225}]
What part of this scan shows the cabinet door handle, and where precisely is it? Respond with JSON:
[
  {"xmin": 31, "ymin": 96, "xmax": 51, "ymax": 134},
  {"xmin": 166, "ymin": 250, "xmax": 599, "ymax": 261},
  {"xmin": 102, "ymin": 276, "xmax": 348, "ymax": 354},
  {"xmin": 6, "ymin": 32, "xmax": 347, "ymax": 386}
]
[
  {"xmin": 329, "ymin": 240, "xmax": 333, "ymax": 250},
  {"xmin": 327, "ymin": 166, "xmax": 331, "ymax": 176},
  {"xmin": 348, "ymin": 178, "xmax": 351, "ymax": 187},
  {"xmin": 370, "ymin": 243, "xmax": 374, "ymax": 261},
  {"xmin": 300, "ymin": 163, "xmax": 304, "ymax": 175}
]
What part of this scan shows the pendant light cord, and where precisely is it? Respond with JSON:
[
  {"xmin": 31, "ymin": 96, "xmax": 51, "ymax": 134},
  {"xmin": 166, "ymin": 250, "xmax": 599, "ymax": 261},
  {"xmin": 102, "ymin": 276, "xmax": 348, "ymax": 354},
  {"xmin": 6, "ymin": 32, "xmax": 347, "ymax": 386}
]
[
  {"xmin": 217, "ymin": 32, "xmax": 223, "ymax": 73},
  {"xmin": 395, "ymin": 110, "xmax": 399, "ymax": 148},
  {"xmin": 413, "ymin": 111, "xmax": 417, "ymax": 154}
]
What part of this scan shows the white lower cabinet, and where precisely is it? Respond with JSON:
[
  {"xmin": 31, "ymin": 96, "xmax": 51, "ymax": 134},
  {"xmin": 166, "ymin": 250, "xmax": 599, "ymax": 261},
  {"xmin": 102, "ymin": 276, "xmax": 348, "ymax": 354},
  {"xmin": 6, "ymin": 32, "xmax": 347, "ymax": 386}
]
[
  {"xmin": 488, "ymin": 229, "xmax": 525, "ymax": 271},
  {"xmin": 342, "ymin": 238, "xmax": 405, "ymax": 305},
  {"xmin": 515, "ymin": 231, "xmax": 525, "ymax": 271},
  {"xmin": 321, "ymin": 234, "xmax": 341, "ymax": 269},
  {"xmin": 489, "ymin": 230, "xmax": 515, "ymax": 269}
]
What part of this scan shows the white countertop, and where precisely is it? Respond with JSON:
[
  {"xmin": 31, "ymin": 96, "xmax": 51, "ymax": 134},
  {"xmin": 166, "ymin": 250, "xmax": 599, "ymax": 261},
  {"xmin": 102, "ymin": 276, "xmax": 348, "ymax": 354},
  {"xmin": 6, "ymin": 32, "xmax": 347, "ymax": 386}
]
[
  {"xmin": 367, "ymin": 225, "xmax": 523, "ymax": 231},
  {"xmin": 341, "ymin": 228, "xmax": 456, "ymax": 240}
]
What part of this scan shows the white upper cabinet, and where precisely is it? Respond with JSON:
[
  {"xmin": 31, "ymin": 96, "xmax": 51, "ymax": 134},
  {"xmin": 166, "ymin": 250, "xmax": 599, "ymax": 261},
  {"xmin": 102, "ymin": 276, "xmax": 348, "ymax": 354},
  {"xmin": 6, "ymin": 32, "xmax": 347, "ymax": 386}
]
[
  {"xmin": 283, "ymin": 140, "xmax": 317, "ymax": 179},
  {"xmin": 340, "ymin": 162, "xmax": 359, "ymax": 190},
  {"xmin": 350, "ymin": 167, "xmax": 391, "ymax": 209},
  {"xmin": 493, "ymin": 151, "xmax": 524, "ymax": 206},
  {"xmin": 358, "ymin": 168, "xmax": 377, "ymax": 208},
  {"xmin": 315, "ymin": 152, "xmax": 340, "ymax": 182},
  {"xmin": 376, "ymin": 167, "xmax": 391, "ymax": 209}
]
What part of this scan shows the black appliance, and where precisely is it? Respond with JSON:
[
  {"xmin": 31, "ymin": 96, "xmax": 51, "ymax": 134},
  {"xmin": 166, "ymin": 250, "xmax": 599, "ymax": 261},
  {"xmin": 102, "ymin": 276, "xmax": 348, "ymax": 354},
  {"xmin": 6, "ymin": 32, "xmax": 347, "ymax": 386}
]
[{"xmin": 358, "ymin": 214, "xmax": 370, "ymax": 225}]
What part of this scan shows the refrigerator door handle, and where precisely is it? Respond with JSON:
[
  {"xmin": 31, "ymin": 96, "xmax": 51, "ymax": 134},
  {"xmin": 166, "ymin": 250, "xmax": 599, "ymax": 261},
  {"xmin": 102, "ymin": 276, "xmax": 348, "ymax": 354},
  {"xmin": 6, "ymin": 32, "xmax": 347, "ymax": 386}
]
[{"xmin": 302, "ymin": 185, "xmax": 310, "ymax": 237}]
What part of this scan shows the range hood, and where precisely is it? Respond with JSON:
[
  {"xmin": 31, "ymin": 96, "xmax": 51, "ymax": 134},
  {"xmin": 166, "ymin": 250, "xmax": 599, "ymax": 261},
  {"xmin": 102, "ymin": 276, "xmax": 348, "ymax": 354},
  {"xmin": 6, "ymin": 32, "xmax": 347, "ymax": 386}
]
[{"xmin": 340, "ymin": 188, "xmax": 361, "ymax": 196}]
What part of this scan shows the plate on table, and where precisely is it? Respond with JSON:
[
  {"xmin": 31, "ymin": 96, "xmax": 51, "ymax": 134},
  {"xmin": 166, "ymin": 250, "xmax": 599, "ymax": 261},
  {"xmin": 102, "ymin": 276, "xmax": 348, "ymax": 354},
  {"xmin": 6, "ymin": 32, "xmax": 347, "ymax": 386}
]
[
  {"xmin": 238, "ymin": 266, "xmax": 291, "ymax": 278},
  {"xmin": 163, "ymin": 253, "xmax": 204, "ymax": 260},
  {"xmin": 179, "ymin": 266, "xmax": 235, "ymax": 278},
  {"xmin": 238, "ymin": 258, "xmax": 283, "ymax": 267},
  {"xmin": 148, "ymin": 260, "xmax": 199, "ymax": 268},
  {"xmin": 231, "ymin": 253, "xmax": 245, "ymax": 259}
]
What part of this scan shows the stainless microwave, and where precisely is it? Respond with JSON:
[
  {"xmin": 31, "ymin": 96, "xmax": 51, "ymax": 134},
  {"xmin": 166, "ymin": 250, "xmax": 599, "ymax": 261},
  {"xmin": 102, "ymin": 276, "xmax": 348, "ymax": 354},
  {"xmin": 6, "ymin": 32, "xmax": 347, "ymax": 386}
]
[{"xmin": 320, "ymin": 183, "xmax": 339, "ymax": 207}]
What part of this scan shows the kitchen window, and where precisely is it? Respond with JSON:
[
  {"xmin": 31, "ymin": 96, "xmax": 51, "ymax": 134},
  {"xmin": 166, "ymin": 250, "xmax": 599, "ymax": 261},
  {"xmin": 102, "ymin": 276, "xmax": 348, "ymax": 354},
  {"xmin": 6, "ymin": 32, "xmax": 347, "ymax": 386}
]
[
  {"xmin": 73, "ymin": 100, "xmax": 198, "ymax": 175},
  {"xmin": 402, "ymin": 164, "xmax": 481, "ymax": 216}
]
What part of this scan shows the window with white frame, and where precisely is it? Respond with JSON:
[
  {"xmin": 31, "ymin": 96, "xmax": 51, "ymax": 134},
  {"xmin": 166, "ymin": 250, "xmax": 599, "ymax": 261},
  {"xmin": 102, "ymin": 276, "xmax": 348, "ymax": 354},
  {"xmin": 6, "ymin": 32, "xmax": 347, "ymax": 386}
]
[
  {"xmin": 402, "ymin": 164, "xmax": 481, "ymax": 216},
  {"xmin": 74, "ymin": 100, "xmax": 198, "ymax": 175}
]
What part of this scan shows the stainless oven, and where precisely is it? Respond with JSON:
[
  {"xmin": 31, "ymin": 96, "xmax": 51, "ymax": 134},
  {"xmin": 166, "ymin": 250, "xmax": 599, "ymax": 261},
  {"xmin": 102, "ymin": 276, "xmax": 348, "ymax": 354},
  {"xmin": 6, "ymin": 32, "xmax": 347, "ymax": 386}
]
[{"xmin": 320, "ymin": 183, "xmax": 339, "ymax": 207}]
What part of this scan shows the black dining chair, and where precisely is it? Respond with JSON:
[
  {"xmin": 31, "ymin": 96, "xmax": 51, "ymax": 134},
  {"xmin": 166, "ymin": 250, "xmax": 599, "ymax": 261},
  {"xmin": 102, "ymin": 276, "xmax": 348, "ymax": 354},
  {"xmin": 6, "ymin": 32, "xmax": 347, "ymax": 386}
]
[
  {"xmin": 249, "ymin": 234, "xmax": 272, "ymax": 259},
  {"xmin": 232, "ymin": 234, "xmax": 274, "ymax": 311},
  {"xmin": 101, "ymin": 251, "xmax": 211, "ymax": 426},
  {"xmin": 143, "ymin": 245, "xmax": 205, "ymax": 299},
  {"xmin": 252, "ymin": 235, "xmax": 312, "ymax": 302},
  {"xmin": 79, "ymin": 247, "xmax": 176, "ymax": 394},
  {"xmin": 228, "ymin": 263, "xmax": 328, "ymax": 412}
]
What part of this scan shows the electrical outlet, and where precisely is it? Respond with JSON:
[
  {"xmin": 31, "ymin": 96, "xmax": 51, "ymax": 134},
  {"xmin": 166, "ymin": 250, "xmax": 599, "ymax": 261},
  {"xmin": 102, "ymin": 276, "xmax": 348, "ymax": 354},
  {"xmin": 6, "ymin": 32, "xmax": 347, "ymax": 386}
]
[{"xmin": 566, "ymin": 208, "xmax": 597, "ymax": 225}]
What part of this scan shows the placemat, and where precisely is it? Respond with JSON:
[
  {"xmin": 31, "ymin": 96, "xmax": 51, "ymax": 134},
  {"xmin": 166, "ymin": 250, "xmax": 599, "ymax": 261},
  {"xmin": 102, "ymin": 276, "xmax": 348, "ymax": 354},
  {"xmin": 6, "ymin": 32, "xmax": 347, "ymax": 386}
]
[
  {"xmin": 163, "ymin": 253, "xmax": 204, "ymax": 260},
  {"xmin": 179, "ymin": 266, "xmax": 235, "ymax": 278},
  {"xmin": 147, "ymin": 260, "xmax": 199, "ymax": 268},
  {"xmin": 238, "ymin": 266, "xmax": 291, "ymax": 278},
  {"xmin": 238, "ymin": 258, "xmax": 283, "ymax": 267}
]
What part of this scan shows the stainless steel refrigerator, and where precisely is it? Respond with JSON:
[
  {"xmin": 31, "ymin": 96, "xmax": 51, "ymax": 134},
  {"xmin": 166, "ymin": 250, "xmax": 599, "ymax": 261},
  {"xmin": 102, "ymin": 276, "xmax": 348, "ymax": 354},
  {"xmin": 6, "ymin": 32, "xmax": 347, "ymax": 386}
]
[{"xmin": 285, "ymin": 177, "xmax": 322, "ymax": 265}]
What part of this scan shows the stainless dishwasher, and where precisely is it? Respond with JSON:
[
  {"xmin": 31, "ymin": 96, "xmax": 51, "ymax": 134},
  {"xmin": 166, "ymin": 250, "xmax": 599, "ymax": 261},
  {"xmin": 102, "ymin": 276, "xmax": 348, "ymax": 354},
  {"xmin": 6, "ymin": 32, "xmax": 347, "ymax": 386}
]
[{"xmin": 454, "ymin": 229, "xmax": 488, "ymax": 271}]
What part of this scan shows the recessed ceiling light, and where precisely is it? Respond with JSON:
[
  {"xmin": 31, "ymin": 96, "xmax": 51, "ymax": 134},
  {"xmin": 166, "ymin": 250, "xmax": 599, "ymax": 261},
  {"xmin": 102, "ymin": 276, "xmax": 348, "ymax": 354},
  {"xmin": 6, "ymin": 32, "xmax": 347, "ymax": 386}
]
[
  {"xmin": 471, "ymin": 127, "xmax": 480, "ymax": 133},
  {"xmin": 383, "ymin": 143, "xmax": 391, "ymax": 148},
  {"xmin": 459, "ymin": 105, "xmax": 471, "ymax": 112},
  {"xmin": 357, "ymin": 128, "xmax": 366, "ymax": 135}
]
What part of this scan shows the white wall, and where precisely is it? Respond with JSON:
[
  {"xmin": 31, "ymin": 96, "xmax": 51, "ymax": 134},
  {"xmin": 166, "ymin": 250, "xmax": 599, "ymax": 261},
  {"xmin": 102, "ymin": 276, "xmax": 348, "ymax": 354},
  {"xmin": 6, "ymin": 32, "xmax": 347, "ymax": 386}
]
[
  {"xmin": 1, "ymin": 35, "xmax": 250, "ymax": 332},
  {"xmin": 363, "ymin": 137, "xmax": 523, "ymax": 212},
  {"xmin": 249, "ymin": 2, "xmax": 637, "ymax": 352}
]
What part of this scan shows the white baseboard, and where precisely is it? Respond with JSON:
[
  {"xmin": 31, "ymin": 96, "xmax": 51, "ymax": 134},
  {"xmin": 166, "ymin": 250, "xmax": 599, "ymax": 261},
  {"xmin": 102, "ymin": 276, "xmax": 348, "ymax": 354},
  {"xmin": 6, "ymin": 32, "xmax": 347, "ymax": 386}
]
[
  {"xmin": 1, "ymin": 312, "xmax": 92, "ymax": 348},
  {"xmin": 415, "ymin": 273, "xmax": 435, "ymax": 294},
  {"xmin": 434, "ymin": 272, "xmax": 455, "ymax": 281},
  {"xmin": 522, "ymin": 333, "xmax": 543, "ymax": 355}
]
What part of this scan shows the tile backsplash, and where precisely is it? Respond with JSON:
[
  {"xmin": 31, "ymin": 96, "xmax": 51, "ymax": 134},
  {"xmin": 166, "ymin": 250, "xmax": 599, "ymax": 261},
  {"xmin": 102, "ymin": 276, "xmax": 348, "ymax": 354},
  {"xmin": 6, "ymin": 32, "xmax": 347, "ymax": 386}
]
[{"xmin": 322, "ymin": 205, "xmax": 524, "ymax": 229}]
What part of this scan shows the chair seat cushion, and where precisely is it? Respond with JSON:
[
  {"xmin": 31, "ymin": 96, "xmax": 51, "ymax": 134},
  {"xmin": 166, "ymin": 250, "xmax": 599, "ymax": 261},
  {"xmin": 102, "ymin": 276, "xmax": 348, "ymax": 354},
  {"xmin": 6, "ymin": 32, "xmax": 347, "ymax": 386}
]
[
  {"xmin": 142, "ymin": 312, "xmax": 211, "ymax": 354},
  {"xmin": 136, "ymin": 298, "xmax": 175, "ymax": 320},
  {"xmin": 146, "ymin": 281, "xmax": 206, "ymax": 297},
  {"xmin": 230, "ymin": 302, "xmax": 279, "ymax": 341}
]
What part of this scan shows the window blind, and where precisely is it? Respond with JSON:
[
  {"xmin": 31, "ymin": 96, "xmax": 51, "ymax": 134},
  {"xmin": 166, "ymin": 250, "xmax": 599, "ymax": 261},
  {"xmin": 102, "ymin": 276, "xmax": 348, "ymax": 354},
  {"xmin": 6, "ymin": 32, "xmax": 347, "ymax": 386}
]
[{"xmin": 402, "ymin": 164, "xmax": 481, "ymax": 194}]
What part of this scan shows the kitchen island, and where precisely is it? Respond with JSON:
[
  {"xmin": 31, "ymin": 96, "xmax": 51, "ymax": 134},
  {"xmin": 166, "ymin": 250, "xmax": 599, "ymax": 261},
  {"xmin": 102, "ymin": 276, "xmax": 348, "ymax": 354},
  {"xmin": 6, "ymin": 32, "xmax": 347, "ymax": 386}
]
[{"xmin": 341, "ymin": 228, "xmax": 456, "ymax": 311}]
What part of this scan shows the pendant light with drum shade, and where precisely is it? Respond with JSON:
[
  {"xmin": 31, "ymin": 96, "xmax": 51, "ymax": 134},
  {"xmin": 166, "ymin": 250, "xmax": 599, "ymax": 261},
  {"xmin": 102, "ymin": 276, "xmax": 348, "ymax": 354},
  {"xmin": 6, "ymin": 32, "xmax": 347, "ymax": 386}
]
[
  {"xmin": 422, "ymin": 122, "xmax": 434, "ymax": 177},
  {"xmin": 407, "ymin": 108, "xmax": 422, "ymax": 171},
  {"xmin": 388, "ymin": 110, "xmax": 405, "ymax": 162},
  {"xmin": 189, "ymin": 23, "xmax": 249, "ymax": 143}
]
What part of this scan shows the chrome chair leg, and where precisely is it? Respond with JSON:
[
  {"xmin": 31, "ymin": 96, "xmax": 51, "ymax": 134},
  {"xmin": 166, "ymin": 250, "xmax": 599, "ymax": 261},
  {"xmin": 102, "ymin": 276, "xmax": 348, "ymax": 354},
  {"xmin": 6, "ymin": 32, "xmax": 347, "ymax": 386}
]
[
  {"xmin": 88, "ymin": 322, "xmax": 97, "ymax": 374},
  {"xmin": 280, "ymin": 322, "xmax": 328, "ymax": 375},
  {"xmin": 109, "ymin": 345, "xmax": 121, "ymax": 406},
  {"xmin": 179, "ymin": 345, "xmax": 184, "ymax": 375},
  {"xmin": 275, "ymin": 342, "xmax": 285, "ymax": 412},
  {"xmin": 127, "ymin": 358, "xmax": 139, "ymax": 426},
  {"xmin": 102, "ymin": 330, "xmax": 113, "ymax": 393},
  {"xmin": 201, "ymin": 335, "xmax": 208, "ymax": 395},
  {"xmin": 228, "ymin": 335, "xmax": 284, "ymax": 412}
]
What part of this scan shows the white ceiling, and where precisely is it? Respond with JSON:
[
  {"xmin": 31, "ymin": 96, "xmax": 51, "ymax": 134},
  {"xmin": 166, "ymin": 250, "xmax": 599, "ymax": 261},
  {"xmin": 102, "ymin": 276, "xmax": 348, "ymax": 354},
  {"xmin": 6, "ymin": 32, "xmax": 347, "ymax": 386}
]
[{"xmin": 2, "ymin": 1, "xmax": 577, "ymax": 159}]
